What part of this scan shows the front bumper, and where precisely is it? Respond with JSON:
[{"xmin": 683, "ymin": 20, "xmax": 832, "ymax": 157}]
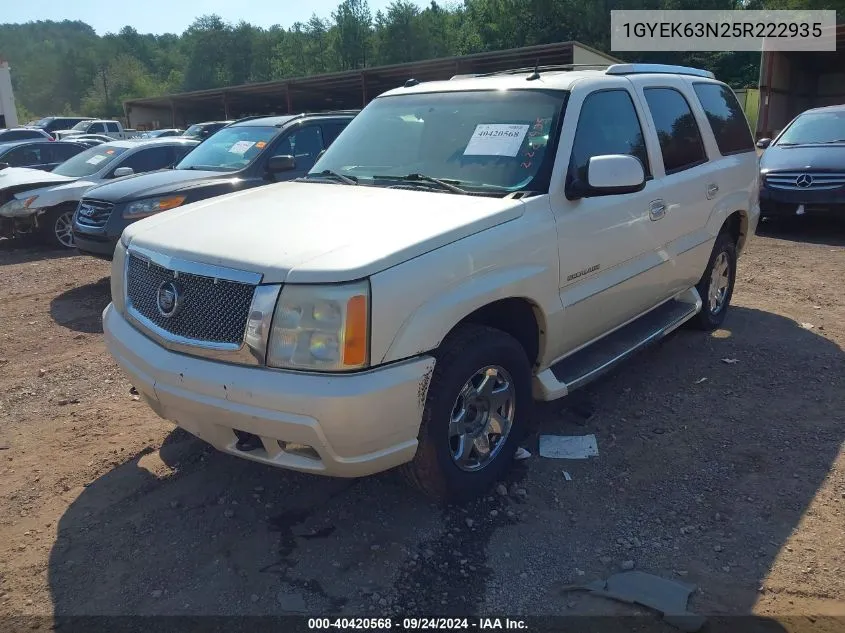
[
  {"xmin": 103, "ymin": 304, "xmax": 434, "ymax": 477},
  {"xmin": 759, "ymin": 186, "xmax": 845, "ymax": 217},
  {"xmin": 74, "ymin": 230, "xmax": 117, "ymax": 259}
]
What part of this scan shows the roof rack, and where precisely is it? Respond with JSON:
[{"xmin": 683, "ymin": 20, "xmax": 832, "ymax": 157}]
[
  {"xmin": 231, "ymin": 110, "xmax": 360, "ymax": 125},
  {"xmin": 458, "ymin": 64, "xmax": 611, "ymax": 79},
  {"xmin": 605, "ymin": 63, "xmax": 714, "ymax": 79}
]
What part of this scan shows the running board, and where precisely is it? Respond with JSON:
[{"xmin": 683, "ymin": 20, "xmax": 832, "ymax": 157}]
[{"xmin": 533, "ymin": 288, "xmax": 702, "ymax": 401}]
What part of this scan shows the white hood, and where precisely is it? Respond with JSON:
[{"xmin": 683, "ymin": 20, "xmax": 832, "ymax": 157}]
[
  {"xmin": 0, "ymin": 167, "xmax": 74, "ymax": 192},
  {"xmin": 124, "ymin": 181, "xmax": 526, "ymax": 283},
  {"xmin": 22, "ymin": 179, "xmax": 97, "ymax": 208}
]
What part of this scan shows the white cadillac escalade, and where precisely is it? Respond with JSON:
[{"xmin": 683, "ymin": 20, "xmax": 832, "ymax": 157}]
[{"xmin": 104, "ymin": 63, "xmax": 760, "ymax": 501}]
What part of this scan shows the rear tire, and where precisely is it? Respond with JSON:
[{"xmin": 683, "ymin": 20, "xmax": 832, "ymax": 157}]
[
  {"xmin": 400, "ymin": 324, "xmax": 533, "ymax": 502},
  {"xmin": 690, "ymin": 231, "xmax": 737, "ymax": 331},
  {"xmin": 39, "ymin": 206, "xmax": 76, "ymax": 249}
]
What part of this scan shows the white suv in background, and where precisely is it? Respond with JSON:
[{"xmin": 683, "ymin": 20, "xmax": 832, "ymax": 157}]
[{"xmin": 104, "ymin": 63, "xmax": 759, "ymax": 501}]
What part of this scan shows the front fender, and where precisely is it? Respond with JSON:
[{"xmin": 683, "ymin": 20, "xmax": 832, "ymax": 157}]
[
  {"xmin": 384, "ymin": 266, "xmax": 551, "ymax": 364},
  {"xmin": 368, "ymin": 204, "xmax": 561, "ymax": 366}
]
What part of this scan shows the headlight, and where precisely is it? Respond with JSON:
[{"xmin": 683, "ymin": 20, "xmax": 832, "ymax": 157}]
[
  {"xmin": 0, "ymin": 195, "xmax": 39, "ymax": 218},
  {"xmin": 123, "ymin": 195, "xmax": 186, "ymax": 219},
  {"xmin": 266, "ymin": 281, "xmax": 369, "ymax": 371}
]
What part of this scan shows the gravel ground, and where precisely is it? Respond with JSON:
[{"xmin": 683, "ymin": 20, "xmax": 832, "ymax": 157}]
[{"xmin": 0, "ymin": 218, "xmax": 843, "ymax": 625}]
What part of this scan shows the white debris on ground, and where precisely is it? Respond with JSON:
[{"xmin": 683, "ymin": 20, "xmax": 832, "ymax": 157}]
[{"xmin": 538, "ymin": 434, "xmax": 599, "ymax": 459}]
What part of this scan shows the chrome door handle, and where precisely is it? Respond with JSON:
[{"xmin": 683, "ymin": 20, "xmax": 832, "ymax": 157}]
[
  {"xmin": 649, "ymin": 200, "xmax": 666, "ymax": 221},
  {"xmin": 707, "ymin": 183, "xmax": 719, "ymax": 199}
]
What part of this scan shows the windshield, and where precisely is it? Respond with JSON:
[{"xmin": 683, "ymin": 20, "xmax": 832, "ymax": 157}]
[
  {"xmin": 34, "ymin": 118, "xmax": 54, "ymax": 128},
  {"xmin": 176, "ymin": 125, "xmax": 276, "ymax": 171},
  {"xmin": 52, "ymin": 145, "xmax": 128, "ymax": 178},
  {"xmin": 777, "ymin": 111, "xmax": 845, "ymax": 145},
  {"xmin": 71, "ymin": 120, "xmax": 92, "ymax": 131},
  {"xmin": 310, "ymin": 90, "xmax": 565, "ymax": 193}
]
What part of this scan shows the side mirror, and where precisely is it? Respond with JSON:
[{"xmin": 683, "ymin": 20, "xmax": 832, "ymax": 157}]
[
  {"xmin": 267, "ymin": 154, "xmax": 296, "ymax": 174},
  {"xmin": 0, "ymin": 162, "xmax": 9, "ymax": 171},
  {"xmin": 113, "ymin": 167, "xmax": 135, "ymax": 178},
  {"xmin": 569, "ymin": 154, "xmax": 645, "ymax": 199},
  {"xmin": 756, "ymin": 138, "xmax": 772, "ymax": 149}
]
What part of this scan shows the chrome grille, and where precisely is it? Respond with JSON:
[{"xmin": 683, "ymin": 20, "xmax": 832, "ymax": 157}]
[
  {"xmin": 75, "ymin": 199, "xmax": 115, "ymax": 229},
  {"xmin": 126, "ymin": 253, "xmax": 256, "ymax": 345},
  {"xmin": 765, "ymin": 171, "xmax": 845, "ymax": 191}
]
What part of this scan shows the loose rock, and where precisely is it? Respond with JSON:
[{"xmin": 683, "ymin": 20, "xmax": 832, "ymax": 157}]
[
  {"xmin": 223, "ymin": 509, "xmax": 235, "ymax": 518},
  {"xmin": 496, "ymin": 484, "xmax": 508, "ymax": 497},
  {"xmin": 465, "ymin": 518, "xmax": 474, "ymax": 528},
  {"xmin": 620, "ymin": 560, "xmax": 635, "ymax": 571}
]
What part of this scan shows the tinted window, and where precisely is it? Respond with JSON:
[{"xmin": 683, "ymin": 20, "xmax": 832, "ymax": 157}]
[
  {"xmin": 692, "ymin": 83, "xmax": 754, "ymax": 155},
  {"xmin": 643, "ymin": 88, "xmax": 707, "ymax": 174},
  {"xmin": 321, "ymin": 122, "xmax": 349, "ymax": 146},
  {"xmin": 0, "ymin": 129, "xmax": 41, "ymax": 141},
  {"xmin": 3, "ymin": 144, "xmax": 44, "ymax": 166},
  {"xmin": 568, "ymin": 90, "xmax": 650, "ymax": 187},
  {"xmin": 171, "ymin": 144, "xmax": 195, "ymax": 163},
  {"xmin": 115, "ymin": 146, "xmax": 174, "ymax": 175},
  {"xmin": 106, "ymin": 122, "xmax": 120, "ymax": 133},
  {"xmin": 50, "ymin": 143, "xmax": 85, "ymax": 163},
  {"xmin": 90, "ymin": 123, "xmax": 106, "ymax": 133},
  {"xmin": 277, "ymin": 126, "xmax": 323, "ymax": 172}
]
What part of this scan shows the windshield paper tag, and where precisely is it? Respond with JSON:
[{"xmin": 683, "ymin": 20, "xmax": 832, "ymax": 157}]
[
  {"xmin": 86, "ymin": 155, "xmax": 107, "ymax": 165},
  {"xmin": 229, "ymin": 140, "xmax": 255, "ymax": 154},
  {"xmin": 464, "ymin": 124, "xmax": 529, "ymax": 157}
]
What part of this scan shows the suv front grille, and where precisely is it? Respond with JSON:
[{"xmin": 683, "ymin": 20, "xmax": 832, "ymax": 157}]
[
  {"xmin": 126, "ymin": 253, "xmax": 256, "ymax": 345},
  {"xmin": 765, "ymin": 171, "xmax": 845, "ymax": 191},
  {"xmin": 75, "ymin": 199, "xmax": 115, "ymax": 229}
]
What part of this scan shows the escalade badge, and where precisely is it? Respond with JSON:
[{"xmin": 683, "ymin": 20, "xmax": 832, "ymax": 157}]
[
  {"xmin": 156, "ymin": 281, "xmax": 182, "ymax": 318},
  {"xmin": 795, "ymin": 174, "xmax": 813, "ymax": 188}
]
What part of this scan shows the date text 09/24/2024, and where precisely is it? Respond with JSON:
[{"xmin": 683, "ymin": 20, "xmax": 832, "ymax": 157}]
[{"xmin": 307, "ymin": 618, "xmax": 529, "ymax": 630}]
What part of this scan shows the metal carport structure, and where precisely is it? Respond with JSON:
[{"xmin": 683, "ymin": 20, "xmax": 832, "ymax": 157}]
[{"xmin": 124, "ymin": 42, "xmax": 619, "ymax": 130}]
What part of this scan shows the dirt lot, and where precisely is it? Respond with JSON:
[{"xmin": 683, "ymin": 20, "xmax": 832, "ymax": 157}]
[{"xmin": 1, "ymin": 220, "xmax": 844, "ymax": 627}]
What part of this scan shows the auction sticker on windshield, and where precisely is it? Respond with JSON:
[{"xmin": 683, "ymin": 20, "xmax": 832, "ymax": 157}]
[
  {"xmin": 229, "ymin": 140, "xmax": 255, "ymax": 154},
  {"xmin": 464, "ymin": 124, "xmax": 529, "ymax": 157},
  {"xmin": 86, "ymin": 155, "xmax": 107, "ymax": 165}
]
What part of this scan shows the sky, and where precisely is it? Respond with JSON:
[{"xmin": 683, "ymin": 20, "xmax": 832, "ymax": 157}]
[{"xmin": 3, "ymin": 0, "xmax": 429, "ymax": 35}]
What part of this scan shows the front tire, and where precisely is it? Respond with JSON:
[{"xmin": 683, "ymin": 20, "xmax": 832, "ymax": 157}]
[
  {"xmin": 400, "ymin": 324, "xmax": 533, "ymax": 502},
  {"xmin": 690, "ymin": 231, "xmax": 737, "ymax": 331},
  {"xmin": 39, "ymin": 206, "xmax": 76, "ymax": 249}
]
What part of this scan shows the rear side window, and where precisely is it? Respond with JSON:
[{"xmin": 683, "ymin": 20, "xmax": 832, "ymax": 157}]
[
  {"xmin": 50, "ymin": 143, "xmax": 85, "ymax": 163},
  {"xmin": 568, "ymin": 89, "xmax": 651, "ymax": 186},
  {"xmin": 106, "ymin": 122, "xmax": 120, "ymax": 133},
  {"xmin": 692, "ymin": 83, "xmax": 754, "ymax": 155},
  {"xmin": 1, "ymin": 130, "xmax": 41, "ymax": 141},
  {"xmin": 321, "ymin": 122, "xmax": 349, "ymax": 146},
  {"xmin": 90, "ymin": 123, "xmax": 106, "ymax": 133},
  {"xmin": 643, "ymin": 88, "xmax": 707, "ymax": 175}
]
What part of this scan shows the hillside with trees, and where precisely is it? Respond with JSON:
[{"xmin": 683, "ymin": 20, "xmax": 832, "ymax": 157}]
[{"xmin": 1, "ymin": 0, "xmax": 842, "ymax": 120}]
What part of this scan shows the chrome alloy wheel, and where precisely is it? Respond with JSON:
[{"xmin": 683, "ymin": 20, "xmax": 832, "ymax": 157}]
[
  {"xmin": 54, "ymin": 211, "xmax": 75, "ymax": 248},
  {"xmin": 449, "ymin": 365, "xmax": 516, "ymax": 472},
  {"xmin": 708, "ymin": 251, "xmax": 730, "ymax": 314}
]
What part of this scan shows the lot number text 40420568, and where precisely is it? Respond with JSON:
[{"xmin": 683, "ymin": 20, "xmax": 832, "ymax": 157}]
[{"xmin": 307, "ymin": 618, "xmax": 529, "ymax": 630}]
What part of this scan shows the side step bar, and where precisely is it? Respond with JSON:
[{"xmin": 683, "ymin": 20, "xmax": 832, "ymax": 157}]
[{"xmin": 533, "ymin": 288, "xmax": 702, "ymax": 401}]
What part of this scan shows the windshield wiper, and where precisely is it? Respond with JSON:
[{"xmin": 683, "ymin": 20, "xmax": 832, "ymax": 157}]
[
  {"xmin": 303, "ymin": 170, "xmax": 358, "ymax": 185},
  {"xmin": 373, "ymin": 173, "xmax": 468, "ymax": 195}
]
